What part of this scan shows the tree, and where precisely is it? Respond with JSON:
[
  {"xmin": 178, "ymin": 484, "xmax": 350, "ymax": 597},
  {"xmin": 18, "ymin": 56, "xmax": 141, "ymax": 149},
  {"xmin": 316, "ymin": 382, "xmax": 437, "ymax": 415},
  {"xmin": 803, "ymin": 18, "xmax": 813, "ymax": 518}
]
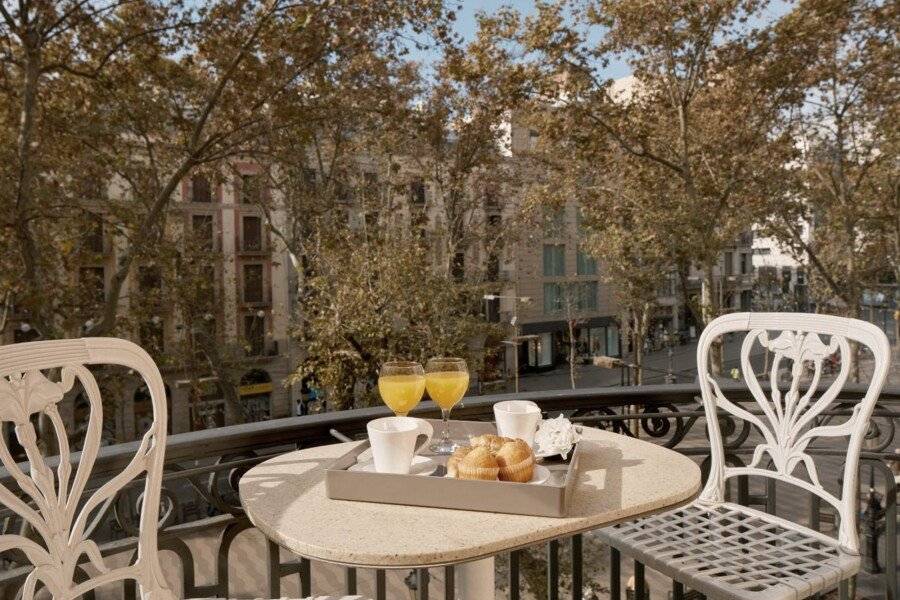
[
  {"xmin": 0, "ymin": 0, "xmax": 449, "ymax": 340},
  {"xmin": 763, "ymin": 0, "xmax": 898, "ymax": 332},
  {"xmin": 0, "ymin": 0, "xmax": 453, "ymax": 426},
  {"xmin": 490, "ymin": 0, "xmax": 797, "ymax": 372},
  {"xmin": 295, "ymin": 226, "xmax": 496, "ymax": 409},
  {"xmin": 0, "ymin": 0, "xmax": 183, "ymax": 337},
  {"xmin": 582, "ymin": 165, "xmax": 677, "ymax": 385}
]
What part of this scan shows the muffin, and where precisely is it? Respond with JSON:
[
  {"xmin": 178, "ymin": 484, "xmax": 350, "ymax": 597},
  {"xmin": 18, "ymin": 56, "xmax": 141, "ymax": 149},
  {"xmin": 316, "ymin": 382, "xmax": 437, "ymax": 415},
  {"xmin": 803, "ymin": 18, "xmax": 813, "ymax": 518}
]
[
  {"xmin": 469, "ymin": 434, "xmax": 512, "ymax": 453},
  {"xmin": 456, "ymin": 446, "xmax": 500, "ymax": 480},
  {"xmin": 447, "ymin": 446, "xmax": 473, "ymax": 478},
  {"xmin": 495, "ymin": 439, "xmax": 535, "ymax": 483}
]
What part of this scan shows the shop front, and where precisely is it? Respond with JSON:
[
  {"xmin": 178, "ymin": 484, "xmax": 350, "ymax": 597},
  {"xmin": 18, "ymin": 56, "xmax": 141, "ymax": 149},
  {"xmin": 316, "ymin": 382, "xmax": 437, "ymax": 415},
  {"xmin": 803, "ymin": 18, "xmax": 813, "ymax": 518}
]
[{"xmin": 520, "ymin": 317, "xmax": 619, "ymax": 371}]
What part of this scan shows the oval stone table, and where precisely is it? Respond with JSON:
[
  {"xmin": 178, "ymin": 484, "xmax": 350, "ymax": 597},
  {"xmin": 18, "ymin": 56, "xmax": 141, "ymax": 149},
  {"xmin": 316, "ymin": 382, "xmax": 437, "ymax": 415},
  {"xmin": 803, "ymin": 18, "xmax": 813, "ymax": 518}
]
[{"xmin": 239, "ymin": 426, "xmax": 700, "ymax": 599}]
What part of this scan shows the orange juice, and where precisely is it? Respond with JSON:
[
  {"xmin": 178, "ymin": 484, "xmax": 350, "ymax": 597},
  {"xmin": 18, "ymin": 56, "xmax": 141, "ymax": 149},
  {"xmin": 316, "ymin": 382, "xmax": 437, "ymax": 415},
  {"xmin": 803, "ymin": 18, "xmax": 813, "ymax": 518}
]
[
  {"xmin": 378, "ymin": 374, "xmax": 425, "ymax": 416},
  {"xmin": 425, "ymin": 371, "xmax": 469, "ymax": 410}
]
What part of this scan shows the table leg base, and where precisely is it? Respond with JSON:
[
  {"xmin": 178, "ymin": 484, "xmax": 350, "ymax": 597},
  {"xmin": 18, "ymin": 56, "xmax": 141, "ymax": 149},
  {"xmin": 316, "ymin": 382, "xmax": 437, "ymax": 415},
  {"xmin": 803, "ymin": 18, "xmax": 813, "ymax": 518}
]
[{"xmin": 456, "ymin": 557, "xmax": 495, "ymax": 600}]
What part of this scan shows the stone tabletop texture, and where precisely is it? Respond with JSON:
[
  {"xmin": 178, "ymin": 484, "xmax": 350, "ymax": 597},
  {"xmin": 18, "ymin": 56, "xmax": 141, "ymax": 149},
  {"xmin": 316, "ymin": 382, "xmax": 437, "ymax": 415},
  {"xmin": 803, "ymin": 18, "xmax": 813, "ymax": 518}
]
[{"xmin": 238, "ymin": 426, "xmax": 701, "ymax": 569}]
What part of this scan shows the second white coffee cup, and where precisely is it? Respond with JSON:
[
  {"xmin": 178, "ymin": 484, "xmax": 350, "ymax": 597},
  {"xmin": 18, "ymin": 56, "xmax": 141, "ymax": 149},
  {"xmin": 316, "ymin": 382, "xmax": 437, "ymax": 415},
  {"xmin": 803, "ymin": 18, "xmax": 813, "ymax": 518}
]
[
  {"xmin": 367, "ymin": 416, "xmax": 433, "ymax": 474},
  {"xmin": 493, "ymin": 400, "xmax": 542, "ymax": 447}
]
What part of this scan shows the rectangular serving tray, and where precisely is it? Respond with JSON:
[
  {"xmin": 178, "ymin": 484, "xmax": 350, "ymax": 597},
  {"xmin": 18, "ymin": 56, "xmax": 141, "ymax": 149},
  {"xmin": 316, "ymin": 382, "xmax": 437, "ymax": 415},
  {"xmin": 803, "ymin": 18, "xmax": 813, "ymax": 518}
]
[{"xmin": 325, "ymin": 419, "xmax": 583, "ymax": 517}]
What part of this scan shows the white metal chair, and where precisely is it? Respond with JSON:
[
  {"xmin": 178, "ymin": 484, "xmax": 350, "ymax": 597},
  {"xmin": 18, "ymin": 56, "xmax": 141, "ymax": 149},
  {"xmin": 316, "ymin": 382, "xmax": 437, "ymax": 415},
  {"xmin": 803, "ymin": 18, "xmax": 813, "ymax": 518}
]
[
  {"xmin": 597, "ymin": 313, "xmax": 891, "ymax": 600},
  {"xmin": 0, "ymin": 338, "xmax": 364, "ymax": 600}
]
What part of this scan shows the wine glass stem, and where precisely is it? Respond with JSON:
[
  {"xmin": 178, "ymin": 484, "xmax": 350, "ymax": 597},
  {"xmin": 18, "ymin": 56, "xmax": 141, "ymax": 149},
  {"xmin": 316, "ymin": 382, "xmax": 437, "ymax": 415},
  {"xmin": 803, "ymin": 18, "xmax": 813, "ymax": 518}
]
[{"xmin": 441, "ymin": 408, "xmax": 452, "ymax": 443}]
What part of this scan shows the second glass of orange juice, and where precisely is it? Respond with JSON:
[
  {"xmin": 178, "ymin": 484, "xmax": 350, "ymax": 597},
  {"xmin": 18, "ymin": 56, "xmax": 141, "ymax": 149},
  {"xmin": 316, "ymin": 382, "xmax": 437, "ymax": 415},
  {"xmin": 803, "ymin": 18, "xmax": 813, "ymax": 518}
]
[{"xmin": 425, "ymin": 357, "xmax": 469, "ymax": 454}]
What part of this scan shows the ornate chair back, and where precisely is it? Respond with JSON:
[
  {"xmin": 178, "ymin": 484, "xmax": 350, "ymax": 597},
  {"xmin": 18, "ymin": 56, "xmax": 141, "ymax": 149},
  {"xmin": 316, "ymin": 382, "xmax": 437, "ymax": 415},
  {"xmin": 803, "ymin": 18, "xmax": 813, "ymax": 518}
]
[
  {"xmin": 696, "ymin": 312, "xmax": 890, "ymax": 554},
  {"xmin": 0, "ymin": 338, "xmax": 173, "ymax": 600}
]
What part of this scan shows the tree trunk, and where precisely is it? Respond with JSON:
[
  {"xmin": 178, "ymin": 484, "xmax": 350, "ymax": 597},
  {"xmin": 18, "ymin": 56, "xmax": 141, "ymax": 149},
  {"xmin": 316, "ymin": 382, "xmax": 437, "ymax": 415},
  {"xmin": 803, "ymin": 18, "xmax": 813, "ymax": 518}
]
[
  {"xmin": 15, "ymin": 30, "xmax": 46, "ymax": 334},
  {"xmin": 196, "ymin": 329, "xmax": 246, "ymax": 425},
  {"xmin": 567, "ymin": 318, "xmax": 576, "ymax": 390},
  {"xmin": 701, "ymin": 263, "xmax": 723, "ymax": 375}
]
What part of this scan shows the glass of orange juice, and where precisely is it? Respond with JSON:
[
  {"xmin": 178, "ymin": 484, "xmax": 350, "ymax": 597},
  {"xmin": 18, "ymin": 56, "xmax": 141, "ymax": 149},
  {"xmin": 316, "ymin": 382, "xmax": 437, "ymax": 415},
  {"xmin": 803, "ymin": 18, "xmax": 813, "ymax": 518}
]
[
  {"xmin": 425, "ymin": 357, "xmax": 469, "ymax": 454},
  {"xmin": 378, "ymin": 361, "xmax": 425, "ymax": 417}
]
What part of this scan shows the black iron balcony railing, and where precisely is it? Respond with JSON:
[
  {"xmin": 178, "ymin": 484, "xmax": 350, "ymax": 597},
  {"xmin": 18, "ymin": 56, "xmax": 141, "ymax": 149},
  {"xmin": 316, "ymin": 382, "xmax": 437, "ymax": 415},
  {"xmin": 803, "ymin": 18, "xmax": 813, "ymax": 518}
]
[{"xmin": 0, "ymin": 383, "xmax": 897, "ymax": 600}]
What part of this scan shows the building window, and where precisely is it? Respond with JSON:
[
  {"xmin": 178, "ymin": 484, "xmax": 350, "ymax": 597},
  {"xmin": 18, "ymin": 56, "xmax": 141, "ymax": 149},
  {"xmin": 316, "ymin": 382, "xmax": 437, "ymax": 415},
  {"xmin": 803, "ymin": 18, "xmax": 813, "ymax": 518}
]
[
  {"xmin": 740, "ymin": 253, "xmax": 749, "ymax": 275},
  {"xmin": 140, "ymin": 318, "xmax": 164, "ymax": 354},
  {"xmin": 192, "ymin": 214, "xmax": 214, "ymax": 251},
  {"xmin": 242, "ymin": 264, "xmax": 264, "ymax": 303},
  {"xmin": 240, "ymin": 174, "xmax": 262, "ymax": 204},
  {"xmin": 543, "ymin": 245, "xmax": 565, "ymax": 277},
  {"xmin": 782, "ymin": 267, "xmax": 792, "ymax": 294},
  {"xmin": 575, "ymin": 281, "xmax": 598, "ymax": 311},
  {"xmin": 606, "ymin": 325, "xmax": 620, "ymax": 357},
  {"xmin": 543, "ymin": 282, "xmax": 562, "ymax": 314},
  {"xmin": 485, "ymin": 294, "xmax": 500, "ymax": 323},
  {"xmin": 198, "ymin": 265, "xmax": 217, "ymax": 309},
  {"xmin": 724, "ymin": 251, "xmax": 734, "ymax": 276},
  {"xmin": 410, "ymin": 179, "xmax": 426, "ymax": 205},
  {"xmin": 528, "ymin": 129, "xmax": 540, "ymax": 151},
  {"xmin": 658, "ymin": 272, "xmax": 676, "ymax": 297},
  {"xmin": 191, "ymin": 176, "xmax": 212, "ymax": 203},
  {"xmin": 242, "ymin": 215, "xmax": 263, "ymax": 251},
  {"xmin": 85, "ymin": 213, "xmax": 104, "ymax": 253},
  {"xmin": 137, "ymin": 265, "xmax": 163, "ymax": 310},
  {"xmin": 740, "ymin": 290, "xmax": 752, "ymax": 311},
  {"xmin": 544, "ymin": 207, "xmax": 565, "ymax": 237},
  {"xmin": 79, "ymin": 267, "xmax": 105, "ymax": 305},
  {"xmin": 363, "ymin": 171, "xmax": 379, "ymax": 197},
  {"xmin": 302, "ymin": 167, "xmax": 317, "ymax": 188},
  {"xmin": 244, "ymin": 314, "xmax": 266, "ymax": 356},
  {"xmin": 486, "ymin": 253, "xmax": 500, "ymax": 281},
  {"xmin": 452, "ymin": 252, "xmax": 465, "ymax": 282},
  {"xmin": 576, "ymin": 247, "xmax": 597, "ymax": 276}
]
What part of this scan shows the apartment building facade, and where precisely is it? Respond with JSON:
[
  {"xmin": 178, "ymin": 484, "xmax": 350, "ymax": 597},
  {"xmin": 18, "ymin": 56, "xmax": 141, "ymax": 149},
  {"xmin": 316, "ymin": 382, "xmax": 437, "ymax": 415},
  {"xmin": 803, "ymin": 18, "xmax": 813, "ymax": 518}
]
[
  {"xmin": 652, "ymin": 231, "xmax": 756, "ymax": 344},
  {"xmin": 169, "ymin": 166, "xmax": 297, "ymax": 435},
  {"xmin": 2, "ymin": 167, "xmax": 299, "ymax": 443},
  {"xmin": 487, "ymin": 120, "xmax": 621, "ymax": 373},
  {"xmin": 752, "ymin": 231, "xmax": 809, "ymax": 312}
]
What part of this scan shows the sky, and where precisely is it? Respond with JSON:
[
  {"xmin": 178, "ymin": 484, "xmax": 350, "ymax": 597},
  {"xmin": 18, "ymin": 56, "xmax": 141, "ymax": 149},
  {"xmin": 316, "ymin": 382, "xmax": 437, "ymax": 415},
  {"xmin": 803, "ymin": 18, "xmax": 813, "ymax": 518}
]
[
  {"xmin": 406, "ymin": 0, "xmax": 632, "ymax": 80},
  {"xmin": 409, "ymin": 0, "xmax": 793, "ymax": 81}
]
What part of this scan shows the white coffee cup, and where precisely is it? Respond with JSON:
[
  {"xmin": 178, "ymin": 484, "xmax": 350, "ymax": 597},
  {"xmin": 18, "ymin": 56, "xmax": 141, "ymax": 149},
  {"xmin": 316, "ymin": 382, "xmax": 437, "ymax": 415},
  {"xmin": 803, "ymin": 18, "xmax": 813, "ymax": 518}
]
[
  {"xmin": 366, "ymin": 416, "xmax": 433, "ymax": 474},
  {"xmin": 493, "ymin": 400, "xmax": 542, "ymax": 448}
]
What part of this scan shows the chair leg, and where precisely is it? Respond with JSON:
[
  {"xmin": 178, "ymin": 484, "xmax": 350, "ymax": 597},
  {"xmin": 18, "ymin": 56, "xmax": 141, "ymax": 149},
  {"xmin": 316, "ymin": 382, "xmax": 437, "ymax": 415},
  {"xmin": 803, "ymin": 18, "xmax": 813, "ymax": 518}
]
[
  {"xmin": 634, "ymin": 560, "xmax": 645, "ymax": 600},
  {"xmin": 839, "ymin": 578, "xmax": 850, "ymax": 600},
  {"xmin": 610, "ymin": 548, "xmax": 621, "ymax": 600}
]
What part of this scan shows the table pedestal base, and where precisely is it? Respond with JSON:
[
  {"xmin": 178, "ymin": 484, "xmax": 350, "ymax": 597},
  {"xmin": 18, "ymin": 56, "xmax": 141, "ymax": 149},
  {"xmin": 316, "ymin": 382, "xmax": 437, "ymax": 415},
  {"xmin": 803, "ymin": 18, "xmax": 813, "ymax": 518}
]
[{"xmin": 456, "ymin": 557, "xmax": 495, "ymax": 599}]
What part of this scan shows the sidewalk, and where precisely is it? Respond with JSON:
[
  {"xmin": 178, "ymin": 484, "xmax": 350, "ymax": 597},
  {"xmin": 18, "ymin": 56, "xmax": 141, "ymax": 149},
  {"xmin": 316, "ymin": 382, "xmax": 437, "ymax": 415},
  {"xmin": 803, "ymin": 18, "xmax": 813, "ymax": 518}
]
[{"xmin": 504, "ymin": 336, "xmax": 898, "ymax": 394}]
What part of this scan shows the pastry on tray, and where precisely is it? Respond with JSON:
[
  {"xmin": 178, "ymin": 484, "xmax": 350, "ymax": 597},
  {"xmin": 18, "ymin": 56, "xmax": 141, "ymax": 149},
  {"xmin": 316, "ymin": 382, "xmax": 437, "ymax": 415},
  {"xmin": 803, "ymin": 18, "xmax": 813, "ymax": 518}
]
[
  {"xmin": 495, "ymin": 439, "xmax": 535, "ymax": 483},
  {"xmin": 447, "ymin": 446, "xmax": 472, "ymax": 478},
  {"xmin": 469, "ymin": 433, "xmax": 512, "ymax": 453},
  {"xmin": 456, "ymin": 446, "xmax": 500, "ymax": 480},
  {"xmin": 450, "ymin": 437, "xmax": 534, "ymax": 483}
]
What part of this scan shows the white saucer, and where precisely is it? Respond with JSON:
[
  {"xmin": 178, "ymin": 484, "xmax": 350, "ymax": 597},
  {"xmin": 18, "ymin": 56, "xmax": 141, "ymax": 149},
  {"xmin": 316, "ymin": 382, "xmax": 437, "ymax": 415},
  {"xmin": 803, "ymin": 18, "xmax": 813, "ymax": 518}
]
[
  {"xmin": 349, "ymin": 455, "xmax": 438, "ymax": 476},
  {"xmin": 529, "ymin": 464, "xmax": 551, "ymax": 485}
]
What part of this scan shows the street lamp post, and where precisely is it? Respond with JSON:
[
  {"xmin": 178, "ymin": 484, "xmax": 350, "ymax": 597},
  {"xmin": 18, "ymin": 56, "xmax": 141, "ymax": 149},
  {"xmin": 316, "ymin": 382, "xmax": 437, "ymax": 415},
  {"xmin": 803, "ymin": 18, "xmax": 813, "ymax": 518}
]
[
  {"xmin": 484, "ymin": 294, "xmax": 532, "ymax": 393},
  {"xmin": 663, "ymin": 330, "xmax": 676, "ymax": 384}
]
